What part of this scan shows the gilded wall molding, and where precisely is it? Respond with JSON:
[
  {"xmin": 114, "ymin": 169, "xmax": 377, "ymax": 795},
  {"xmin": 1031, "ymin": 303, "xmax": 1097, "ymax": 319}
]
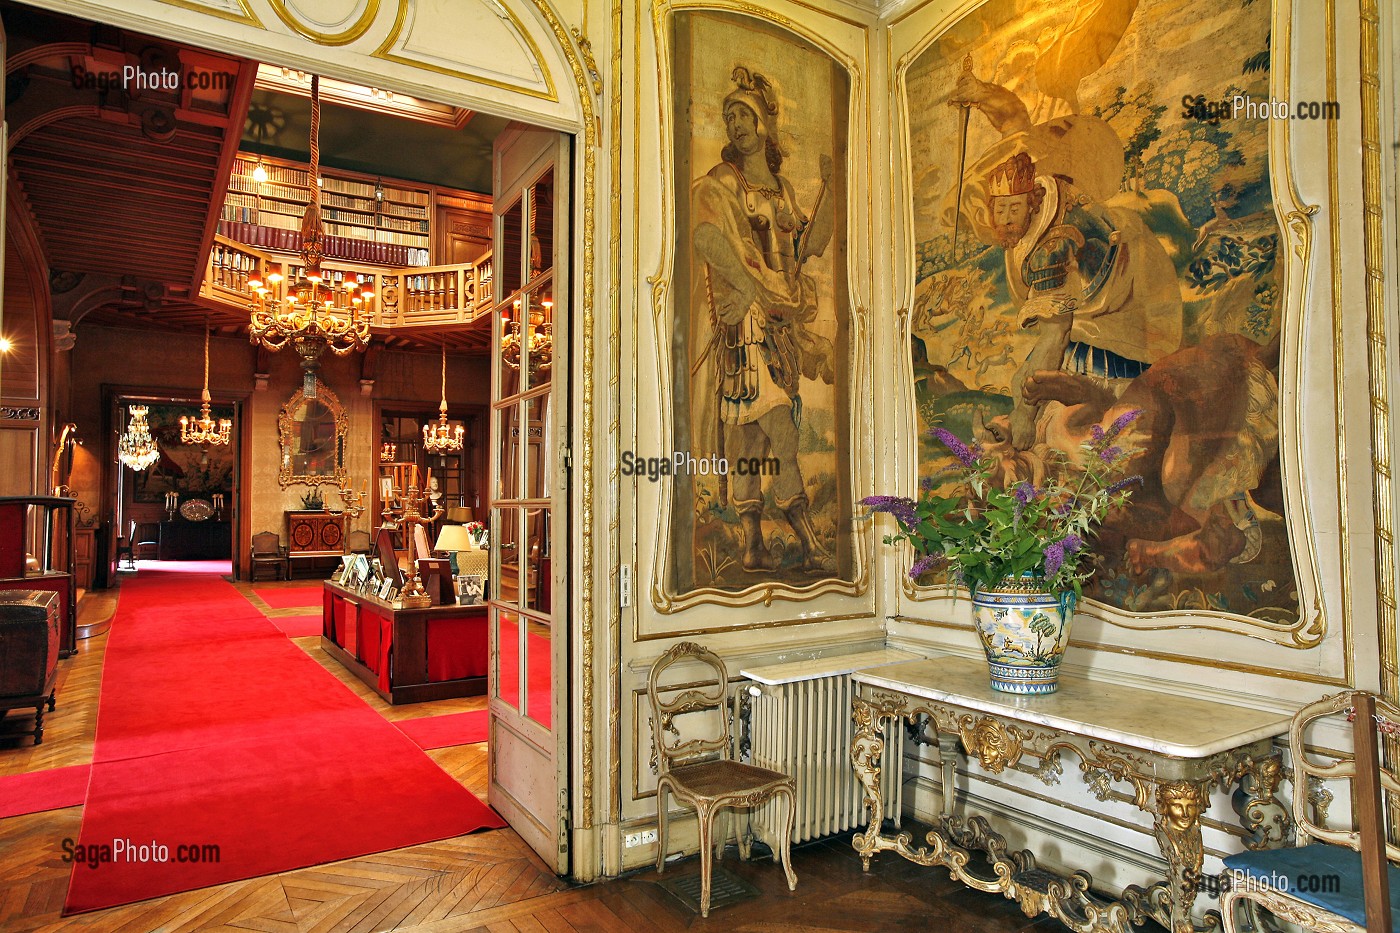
[
  {"xmin": 266, "ymin": 0, "xmax": 379, "ymax": 45},
  {"xmin": 157, "ymin": 0, "xmax": 263, "ymax": 27},
  {"xmin": 645, "ymin": 0, "xmax": 872, "ymax": 618},
  {"xmin": 371, "ymin": 0, "xmax": 558, "ymax": 102},
  {"xmin": 887, "ymin": 0, "xmax": 1330, "ymax": 655}
]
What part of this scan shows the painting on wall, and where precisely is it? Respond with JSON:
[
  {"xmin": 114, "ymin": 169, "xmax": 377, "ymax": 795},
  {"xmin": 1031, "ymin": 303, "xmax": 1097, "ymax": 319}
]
[
  {"xmin": 131, "ymin": 403, "xmax": 235, "ymax": 503},
  {"xmin": 906, "ymin": 0, "xmax": 1299, "ymax": 624},
  {"xmin": 666, "ymin": 10, "xmax": 855, "ymax": 598}
]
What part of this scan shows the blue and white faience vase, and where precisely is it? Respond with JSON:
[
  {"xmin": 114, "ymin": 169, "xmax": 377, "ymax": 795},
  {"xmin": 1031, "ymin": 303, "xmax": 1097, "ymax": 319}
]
[{"xmin": 970, "ymin": 576, "xmax": 1077, "ymax": 695}]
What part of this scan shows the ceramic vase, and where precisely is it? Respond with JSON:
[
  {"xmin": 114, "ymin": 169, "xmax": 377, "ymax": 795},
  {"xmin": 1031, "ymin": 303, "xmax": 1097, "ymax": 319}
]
[{"xmin": 970, "ymin": 576, "xmax": 1077, "ymax": 695}]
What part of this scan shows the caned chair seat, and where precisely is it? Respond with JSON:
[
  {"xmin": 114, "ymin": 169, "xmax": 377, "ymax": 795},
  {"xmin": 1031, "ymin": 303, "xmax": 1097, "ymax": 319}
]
[
  {"xmin": 1220, "ymin": 690, "xmax": 1400, "ymax": 933},
  {"xmin": 665, "ymin": 760, "xmax": 790, "ymax": 800},
  {"xmin": 648, "ymin": 641, "xmax": 796, "ymax": 918}
]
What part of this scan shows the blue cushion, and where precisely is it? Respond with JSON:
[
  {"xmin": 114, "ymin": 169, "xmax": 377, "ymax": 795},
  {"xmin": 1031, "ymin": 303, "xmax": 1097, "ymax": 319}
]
[{"xmin": 1224, "ymin": 843, "xmax": 1400, "ymax": 927}]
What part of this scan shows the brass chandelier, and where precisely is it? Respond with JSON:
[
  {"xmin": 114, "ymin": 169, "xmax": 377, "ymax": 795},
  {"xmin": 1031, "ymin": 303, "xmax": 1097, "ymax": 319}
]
[
  {"xmin": 117, "ymin": 405, "xmax": 160, "ymax": 471},
  {"xmin": 502, "ymin": 297, "xmax": 553, "ymax": 375},
  {"xmin": 423, "ymin": 344, "xmax": 463, "ymax": 453},
  {"xmin": 181, "ymin": 323, "xmax": 232, "ymax": 447},
  {"xmin": 247, "ymin": 74, "xmax": 371, "ymax": 398}
]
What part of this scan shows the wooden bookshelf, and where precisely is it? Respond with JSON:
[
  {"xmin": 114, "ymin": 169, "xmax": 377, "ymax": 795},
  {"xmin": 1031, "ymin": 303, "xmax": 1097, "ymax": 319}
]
[{"xmin": 220, "ymin": 153, "xmax": 435, "ymax": 267}]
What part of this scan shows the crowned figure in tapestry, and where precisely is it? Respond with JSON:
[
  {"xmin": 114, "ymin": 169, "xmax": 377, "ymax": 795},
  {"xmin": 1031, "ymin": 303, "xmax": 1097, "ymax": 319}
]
[
  {"xmin": 668, "ymin": 11, "xmax": 854, "ymax": 596},
  {"xmin": 907, "ymin": 0, "xmax": 1298, "ymax": 623}
]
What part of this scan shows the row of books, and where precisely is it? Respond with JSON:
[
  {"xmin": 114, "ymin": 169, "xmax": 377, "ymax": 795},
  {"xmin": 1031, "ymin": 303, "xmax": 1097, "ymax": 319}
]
[{"xmin": 217, "ymin": 221, "xmax": 431, "ymax": 267}]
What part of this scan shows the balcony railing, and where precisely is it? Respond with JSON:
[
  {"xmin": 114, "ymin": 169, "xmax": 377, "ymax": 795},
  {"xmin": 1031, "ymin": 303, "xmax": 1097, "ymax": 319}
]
[{"xmin": 202, "ymin": 235, "xmax": 493, "ymax": 330}]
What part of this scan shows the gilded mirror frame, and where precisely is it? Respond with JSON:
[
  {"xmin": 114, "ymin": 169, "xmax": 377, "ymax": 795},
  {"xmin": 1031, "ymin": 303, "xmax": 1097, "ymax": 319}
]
[{"xmin": 277, "ymin": 378, "xmax": 349, "ymax": 488}]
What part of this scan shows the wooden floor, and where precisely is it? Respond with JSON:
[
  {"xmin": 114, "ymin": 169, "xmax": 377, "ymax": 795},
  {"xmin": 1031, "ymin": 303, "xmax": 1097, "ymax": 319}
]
[{"xmin": 0, "ymin": 571, "xmax": 1069, "ymax": 932}]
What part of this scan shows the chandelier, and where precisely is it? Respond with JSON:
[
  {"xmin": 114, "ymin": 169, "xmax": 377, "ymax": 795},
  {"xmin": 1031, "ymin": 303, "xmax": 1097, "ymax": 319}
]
[
  {"xmin": 117, "ymin": 405, "xmax": 160, "ymax": 470},
  {"xmin": 181, "ymin": 323, "xmax": 233, "ymax": 446},
  {"xmin": 247, "ymin": 74, "xmax": 371, "ymax": 398},
  {"xmin": 502, "ymin": 297, "xmax": 553, "ymax": 375},
  {"xmin": 423, "ymin": 344, "xmax": 464, "ymax": 453}
]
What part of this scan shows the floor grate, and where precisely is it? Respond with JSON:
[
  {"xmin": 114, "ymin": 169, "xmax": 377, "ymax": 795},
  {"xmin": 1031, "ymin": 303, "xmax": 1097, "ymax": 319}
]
[{"xmin": 654, "ymin": 863, "xmax": 761, "ymax": 914}]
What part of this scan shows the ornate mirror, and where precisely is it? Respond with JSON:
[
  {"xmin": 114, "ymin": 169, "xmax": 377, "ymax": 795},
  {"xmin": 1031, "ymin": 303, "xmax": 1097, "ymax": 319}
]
[{"xmin": 278, "ymin": 378, "xmax": 348, "ymax": 487}]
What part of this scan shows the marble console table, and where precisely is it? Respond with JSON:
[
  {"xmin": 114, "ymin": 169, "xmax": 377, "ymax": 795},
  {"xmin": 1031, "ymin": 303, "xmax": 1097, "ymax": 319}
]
[{"xmin": 849, "ymin": 657, "xmax": 1294, "ymax": 933}]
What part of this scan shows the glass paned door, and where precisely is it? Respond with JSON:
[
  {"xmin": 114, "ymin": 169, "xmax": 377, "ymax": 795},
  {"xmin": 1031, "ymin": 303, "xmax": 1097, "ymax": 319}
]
[{"xmin": 487, "ymin": 126, "xmax": 569, "ymax": 873}]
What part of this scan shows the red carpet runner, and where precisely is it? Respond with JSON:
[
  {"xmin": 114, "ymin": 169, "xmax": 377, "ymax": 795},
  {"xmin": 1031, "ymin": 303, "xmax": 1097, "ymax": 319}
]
[
  {"xmin": 65, "ymin": 567, "xmax": 503, "ymax": 914},
  {"xmin": 0, "ymin": 764, "xmax": 90, "ymax": 819}
]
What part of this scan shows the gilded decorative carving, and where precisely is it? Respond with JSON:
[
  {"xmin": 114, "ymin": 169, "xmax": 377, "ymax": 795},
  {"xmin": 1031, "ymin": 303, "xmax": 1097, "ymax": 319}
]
[
  {"xmin": 0, "ymin": 408, "xmax": 40, "ymax": 421},
  {"xmin": 1218, "ymin": 887, "xmax": 1364, "ymax": 933},
  {"xmin": 569, "ymin": 27, "xmax": 603, "ymax": 97},
  {"xmin": 1306, "ymin": 774, "xmax": 1334, "ymax": 827},
  {"xmin": 1231, "ymin": 755, "xmax": 1290, "ymax": 850},
  {"xmin": 1030, "ymin": 749, "xmax": 1063, "ymax": 786},
  {"xmin": 266, "ymin": 0, "xmax": 382, "ymax": 46},
  {"xmin": 956, "ymin": 715, "xmax": 1024, "ymax": 774}
]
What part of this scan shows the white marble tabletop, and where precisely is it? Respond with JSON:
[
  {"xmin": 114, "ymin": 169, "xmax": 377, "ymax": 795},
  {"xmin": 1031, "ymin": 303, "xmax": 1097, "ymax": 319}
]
[
  {"xmin": 853, "ymin": 657, "xmax": 1294, "ymax": 759},
  {"xmin": 740, "ymin": 648, "xmax": 923, "ymax": 686}
]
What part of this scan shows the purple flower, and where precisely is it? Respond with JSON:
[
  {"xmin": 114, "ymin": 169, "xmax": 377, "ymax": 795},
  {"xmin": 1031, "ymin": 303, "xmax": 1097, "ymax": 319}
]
[
  {"xmin": 861, "ymin": 495, "xmax": 918, "ymax": 529},
  {"xmin": 931, "ymin": 427, "xmax": 979, "ymax": 467},
  {"xmin": 1098, "ymin": 445, "xmax": 1122, "ymax": 464},
  {"xmin": 1091, "ymin": 424, "xmax": 1105, "ymax": 443},
  {"xmin": 1104, "ymin": 408, "xmax": 1143, "ymax": 441},
  {"xmin": 1106, "ymin": 475, "xmax": 1143, "ymax": 495},
  {"xmin": 920, "ymin": 476, "xmax": 937, "ymax": 491},
  {"xmin": 909, "ymin": 553, "xmax": 948, "ymax": 578},
  {"xmin": 1044, "ymin": 534, "xmax": 1083, "ymax": 577},
  {"xmin": 1013, "ymin": 482, "xmax": 1038, "ymax": 505}
]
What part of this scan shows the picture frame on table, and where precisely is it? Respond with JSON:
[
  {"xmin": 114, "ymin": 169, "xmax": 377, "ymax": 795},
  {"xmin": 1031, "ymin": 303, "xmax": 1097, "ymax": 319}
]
[
  {"xmin": 377, "ymin": 577, "xmax": 394, "ymax": 601},
  {"xmin": 417, "ymin": 557, "xmax": 453, "ymax": 606},
  {"xmin": 333, "ymin": 556, "xmax": 350, "ymax": 584},
  {"xmin": 379, "ymin": 475, "xmax": 395, "ymax": 503},
  {"xmin": 353, "ymin": 553, "xmax": 370, "ymax": 585},
  {"xmin": 457, "ymin": 573, "xmax": 485, "ymax": 606}
]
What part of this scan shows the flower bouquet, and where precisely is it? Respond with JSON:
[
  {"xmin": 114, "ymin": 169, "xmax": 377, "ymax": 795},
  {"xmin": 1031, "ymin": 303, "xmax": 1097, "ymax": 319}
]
[
  {"xmin": 863, "ymin": 411, "xmax": 1142, "ymax": 693},
  {"xmin": 465, "ymin": 520, "xmax": 488, "ymax": 549}
]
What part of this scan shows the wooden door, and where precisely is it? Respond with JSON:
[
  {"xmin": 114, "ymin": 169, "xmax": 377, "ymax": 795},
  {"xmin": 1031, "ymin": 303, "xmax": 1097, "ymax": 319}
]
[{"xmin": 487, "ymin": 125, "xmax": 569, "ymax": 874}]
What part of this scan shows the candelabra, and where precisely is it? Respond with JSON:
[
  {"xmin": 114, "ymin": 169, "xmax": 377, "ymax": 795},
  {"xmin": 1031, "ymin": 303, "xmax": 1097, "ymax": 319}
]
[
  {"xmin": 212, "ymin": 493, "xmax": 225, "ymax": 520},
  {"xmin": 164, "ymin": 491, "xmax": 179, "ymax": 520},
  {"xmin": 379, "ymin": 466, "xmax": 443, "ymax": 607},
  {"xmin": 380, "ymin": 442, "xmax": 397, "ymax": 462},
  {"xmin": 335, "ymin": 480, "xmax": 368, "ymax": 524}
]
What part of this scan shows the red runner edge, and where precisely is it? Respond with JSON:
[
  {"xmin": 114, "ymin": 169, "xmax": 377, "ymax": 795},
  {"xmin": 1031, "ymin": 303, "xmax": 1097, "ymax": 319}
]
[
  {"xmin": 251, "ymin": 585, "xmax": 325, "ymax": 610},
  {"xmin": 396, "ymin": 711, "xmax": 489, "ymax": 749},
  {"xmin": 0, "ymin": 764, "xmax": 91, "ymax": 819},
  {"xmin": 64, "ymin": 567, "xmax": 503, "ymax": 915}
]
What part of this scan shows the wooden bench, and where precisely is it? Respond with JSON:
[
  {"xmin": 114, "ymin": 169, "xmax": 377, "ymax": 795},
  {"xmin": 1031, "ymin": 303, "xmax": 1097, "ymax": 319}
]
[
  {"xmin": 1221, "ymin": 689, "xmax": 1399, "ymax": 933},
  {"xmin": 0, "ymin": 591, "xmax": 61, "ymax": 745}
]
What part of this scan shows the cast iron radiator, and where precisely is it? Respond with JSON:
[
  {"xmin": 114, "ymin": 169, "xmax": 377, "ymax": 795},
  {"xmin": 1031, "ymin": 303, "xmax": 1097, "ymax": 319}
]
[{"xmin": 743, "ymin": 671, "xmax": 904, "ymax": 846}]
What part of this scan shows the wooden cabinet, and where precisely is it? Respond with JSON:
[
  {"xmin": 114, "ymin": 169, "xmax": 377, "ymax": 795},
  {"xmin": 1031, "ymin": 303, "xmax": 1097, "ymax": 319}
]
[
  {"xmin": 286, "ymin": 511, "xmax": 344, "ymax": 556},
  {"xmin": 0, "ymin": 497, "xmax": 77, "ymax": 657},
  {"xmin": 321, "ymin": 581, "xmax": 487, "ymax": 704}
]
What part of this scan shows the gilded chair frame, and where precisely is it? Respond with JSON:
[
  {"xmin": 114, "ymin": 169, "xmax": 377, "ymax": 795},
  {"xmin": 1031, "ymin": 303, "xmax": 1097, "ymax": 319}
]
[
  {"xmin": 647, "ymin": 641, "xmax": 797, "ymax": 917},
  {"xmin": 1220, "ymin": 690, "xmax": 1400, "ymax": 933}
]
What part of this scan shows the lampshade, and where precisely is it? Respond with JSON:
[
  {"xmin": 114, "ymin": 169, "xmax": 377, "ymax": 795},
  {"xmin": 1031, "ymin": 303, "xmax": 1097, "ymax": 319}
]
[{"xmin": 434, "ymin": 524, "xmax": 475, "ymax": 553}]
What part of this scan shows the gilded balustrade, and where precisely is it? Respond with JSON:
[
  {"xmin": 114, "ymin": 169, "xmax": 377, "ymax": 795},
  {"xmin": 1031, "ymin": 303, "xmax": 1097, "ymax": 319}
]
[{"xmin": 201, "ymin": 235, "xmax": 493, "ymax": 332}]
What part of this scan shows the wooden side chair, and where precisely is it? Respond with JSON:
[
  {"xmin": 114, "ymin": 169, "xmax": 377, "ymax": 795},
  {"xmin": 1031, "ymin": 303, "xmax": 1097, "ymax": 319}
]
[
  {"xmin": 1221, "ymin": 690, "xmax": 1400, "ymax": 933},
  {"xmin": 345, "ymin": 529, "xmax": 371, "ymax": 555},
  {"xmin": 115, "ymin": 521, "xmax": 135, "ymax": 571},
  {"xmin": 647, "ymin": 641, "xmax": 797, "ymax": 917},
  {"xmin": 250, "ymin": 531, "xmax": 289, "ymax": 581}
]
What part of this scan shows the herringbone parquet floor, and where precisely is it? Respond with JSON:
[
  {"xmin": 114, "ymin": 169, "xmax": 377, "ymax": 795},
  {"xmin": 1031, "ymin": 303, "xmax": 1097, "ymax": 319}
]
[{"xmin": 0, "ymin": 575, "xmax": 1068, "ymax": 932}]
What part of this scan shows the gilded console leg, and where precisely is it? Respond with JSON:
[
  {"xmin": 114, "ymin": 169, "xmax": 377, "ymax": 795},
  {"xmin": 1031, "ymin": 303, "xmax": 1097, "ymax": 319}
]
[
  {"xmin": 849, "ymin": 693, "xmax": 890, "ymax": 871},
  {"xmin": 1150, "ymin": 780, "xmax": 1208, "ymax": 933},
  {"xmin": 1232, "ymin": 754, "xmax": 1289, "ymax": 850}
]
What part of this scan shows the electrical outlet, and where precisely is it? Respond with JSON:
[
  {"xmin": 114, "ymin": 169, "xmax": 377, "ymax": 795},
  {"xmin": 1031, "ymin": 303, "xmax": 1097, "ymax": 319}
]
[{"xmin": 624, "ymin": 829, "xmax": 658, "ymax": 848}]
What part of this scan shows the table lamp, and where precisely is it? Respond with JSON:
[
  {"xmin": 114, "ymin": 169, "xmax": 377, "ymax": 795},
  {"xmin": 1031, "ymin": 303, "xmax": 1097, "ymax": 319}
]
[{"xmin": 434, "ymin": 524, "xmax": 474, "ymax": 576}]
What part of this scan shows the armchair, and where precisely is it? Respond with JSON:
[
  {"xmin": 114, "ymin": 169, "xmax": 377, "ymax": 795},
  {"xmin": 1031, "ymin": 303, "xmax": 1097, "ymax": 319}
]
[
  {"xmin": 1221, "ymin": 690, "xmax": 1400, "ymax": 932},
  {"xmin": 250, "ymin": 531, "xmax": 289, "ymax": 582},
  {"xmin": 647, "ymin": 641, "xmax": 796, "ymax": 917}
]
